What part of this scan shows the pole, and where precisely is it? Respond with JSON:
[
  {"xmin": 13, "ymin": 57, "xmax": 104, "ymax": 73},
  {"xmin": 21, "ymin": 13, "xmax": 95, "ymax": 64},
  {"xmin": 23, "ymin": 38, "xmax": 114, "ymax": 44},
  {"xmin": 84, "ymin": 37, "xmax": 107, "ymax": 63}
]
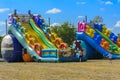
[
  {"xmin": 14, "ymin": 9, "xmax": 17, "ymax": 16},
  {"xmin": 28, "ymin": 10, "xmax": 31, "ymax": 15},
  {"xmin": 48, "ymin": 17, "xmax": 50, "ymax": 27},
  {"xmin": 28, "ymin": 10, "xmax": 33, "ymax": 18},
  {"xmin": 85, "ymin": 16, "xmax": 87, "ymax": 23},
  {"xmin": 5, "ymin": 20, "xmax": 7, "ymax": 35}
]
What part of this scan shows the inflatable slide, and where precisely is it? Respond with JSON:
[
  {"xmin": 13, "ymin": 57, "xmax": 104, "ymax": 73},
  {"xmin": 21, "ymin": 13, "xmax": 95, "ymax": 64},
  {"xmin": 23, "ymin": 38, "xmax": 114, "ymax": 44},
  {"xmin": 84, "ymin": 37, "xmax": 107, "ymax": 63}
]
[
  {"xmin": 77, "ymin": 22, "xmax": 120, "ymax": 59},
  {"xmin": 1, "ymin": 14, "xmax": 58, "ymax": 62}
]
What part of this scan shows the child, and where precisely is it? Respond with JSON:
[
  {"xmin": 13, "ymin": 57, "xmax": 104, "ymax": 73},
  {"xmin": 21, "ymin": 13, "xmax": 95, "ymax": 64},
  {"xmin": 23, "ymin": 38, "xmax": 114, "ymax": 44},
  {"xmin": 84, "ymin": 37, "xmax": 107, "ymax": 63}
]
[
  {"xmin": 79, "ymin": 50, "xmax": 84, "ymax": 62},
  {"xmin": 107, "ymin": 53, "xmax": 112, "ymax": 64}
]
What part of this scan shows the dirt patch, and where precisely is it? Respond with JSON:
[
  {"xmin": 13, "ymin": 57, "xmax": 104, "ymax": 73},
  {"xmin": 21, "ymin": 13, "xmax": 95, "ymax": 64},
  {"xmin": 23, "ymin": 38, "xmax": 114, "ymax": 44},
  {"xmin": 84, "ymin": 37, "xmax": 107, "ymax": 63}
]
[{"xmin": 0, "ymin": 60, "xmax": 120, "ymax": 80}]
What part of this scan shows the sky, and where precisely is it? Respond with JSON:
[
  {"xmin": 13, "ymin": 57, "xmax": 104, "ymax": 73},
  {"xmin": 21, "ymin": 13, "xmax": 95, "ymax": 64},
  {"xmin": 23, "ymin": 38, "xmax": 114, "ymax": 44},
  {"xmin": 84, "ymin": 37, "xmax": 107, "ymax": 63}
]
[{"xmin": 0, "ymin": 0, "xmax": 120, "ymax": 36}]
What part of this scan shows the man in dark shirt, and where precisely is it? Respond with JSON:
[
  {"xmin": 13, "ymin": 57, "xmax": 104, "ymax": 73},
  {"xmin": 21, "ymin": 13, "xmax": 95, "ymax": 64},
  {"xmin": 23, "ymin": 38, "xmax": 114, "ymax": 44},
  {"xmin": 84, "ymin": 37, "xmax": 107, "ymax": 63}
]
[
  {"xmin": 74, "ymin": 40, "xmax": 83, "ymax": 52},
  {"xmin": 74, "ymin": 40, "xmax": 84, "ymax": 62}
]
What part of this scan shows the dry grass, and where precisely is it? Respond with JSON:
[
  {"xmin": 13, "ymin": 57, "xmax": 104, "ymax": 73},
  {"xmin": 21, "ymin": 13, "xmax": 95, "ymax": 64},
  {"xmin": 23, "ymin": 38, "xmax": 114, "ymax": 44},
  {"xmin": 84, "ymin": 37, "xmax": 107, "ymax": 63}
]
[{"xmin": 0, "ymin": 60, "xmax": 120, "ymax": 80}]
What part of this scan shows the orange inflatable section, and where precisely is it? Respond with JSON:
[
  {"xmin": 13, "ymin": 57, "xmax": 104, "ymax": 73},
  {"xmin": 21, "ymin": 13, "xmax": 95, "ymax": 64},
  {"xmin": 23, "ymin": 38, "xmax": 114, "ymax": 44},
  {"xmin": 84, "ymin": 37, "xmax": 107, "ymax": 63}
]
[
  {"xmin": 100, "ymin": 39, "xmax": 110, "ymax": 51},
  {"xmin": 117, "ymin": 38, "xmax": 120, "ymax": 47},
  {"xmin": 22, "ymin": 48, "xmax": 33, "ymax": 62},
  {"xmin": 22, "ymin": 53, "xmax": 33, "ymax": 62},
  {"xmin": 54, "ymin": 38, "xmax": 62, "ymax": 48},
  {"xmin": 50, "ymin": 33, "xmax": 68, "ymax": 49}
]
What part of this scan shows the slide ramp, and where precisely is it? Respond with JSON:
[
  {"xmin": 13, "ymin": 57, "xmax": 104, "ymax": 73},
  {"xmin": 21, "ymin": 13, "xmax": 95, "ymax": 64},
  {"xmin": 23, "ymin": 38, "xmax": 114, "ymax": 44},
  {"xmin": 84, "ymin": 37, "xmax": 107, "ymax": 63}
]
[{"xmin": 76, "ymin": 32, "xmax": 120, "ymax": 59}]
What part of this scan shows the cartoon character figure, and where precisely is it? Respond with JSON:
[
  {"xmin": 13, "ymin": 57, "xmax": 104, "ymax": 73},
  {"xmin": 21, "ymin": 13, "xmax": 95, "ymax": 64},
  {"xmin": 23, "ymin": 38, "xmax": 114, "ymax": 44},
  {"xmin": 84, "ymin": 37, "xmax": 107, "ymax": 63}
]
[{"xmin": 74, "ymin": 40, "xmax": 83, "ymax": 52}]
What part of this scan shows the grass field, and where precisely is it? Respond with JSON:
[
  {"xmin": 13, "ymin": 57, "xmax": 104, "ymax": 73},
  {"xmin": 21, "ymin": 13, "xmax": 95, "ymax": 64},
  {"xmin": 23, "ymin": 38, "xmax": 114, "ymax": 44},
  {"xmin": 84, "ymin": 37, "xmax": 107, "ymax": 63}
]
[{"xmin": 0, "ymin": 60, "xmax": 120, "ymax": 80}]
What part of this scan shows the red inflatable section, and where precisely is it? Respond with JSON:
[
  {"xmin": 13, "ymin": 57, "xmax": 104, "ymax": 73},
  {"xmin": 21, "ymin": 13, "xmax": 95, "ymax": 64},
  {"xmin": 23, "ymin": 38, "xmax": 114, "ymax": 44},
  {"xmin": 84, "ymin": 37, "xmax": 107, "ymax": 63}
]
[
  {"xmin": 34, "ymin": 43, "xmax": 42, "ymax": 57},
  {"xmin": 59, "ymin": 43, "xmax": 67, "ymax": 49}
]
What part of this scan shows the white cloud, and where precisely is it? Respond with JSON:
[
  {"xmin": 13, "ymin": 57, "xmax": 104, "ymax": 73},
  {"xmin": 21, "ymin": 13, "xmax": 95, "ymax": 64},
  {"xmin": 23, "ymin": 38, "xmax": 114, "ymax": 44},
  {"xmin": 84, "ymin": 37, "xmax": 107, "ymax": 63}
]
[
  {"xmin": 0, "ymin": 21, "xmax": 5, "ymax": 26},
  {"xmin": 105, "ymin": 1, "xmax": 113, "ymax": 5},
  {"xmin": 98, "ymin": 0, "xmax": 113, "ymax": 5},
  {"xmin": 50, "ymin": 22, "xmax": 60, "ymax": 26},
  {"xmin": 0, "ymin": 8, "xmax": 10, "ymax": 13},
  {"xmin": 115, "ymin": 21, "xmax": 120, "ymax": 27},
  {"xmin": 76, "ymin": 2, "xmax": 86, "ymax": 5},
  {"xmin": 0, "ymin": 30, "xmax": 5, "ymax": 36},
  {"xmin": 108, "ymin": 27, "xmax": 114, "ymax": 31},
  {"xmin": 109, "ymin": 27, "xmax": 120, "ymax": 35},
  {"xmin": 46, "ymin": 8, "xmax": 61, "ymax": 14},
  {"xmin": 100, "ymin": 8, "xmax": 105, "ymax": 11},
  {"xmin": 78, "ymin": 16, "xmax": 85, "ymax": 18},
  {"xmin": 1, "ymin": 33, "xmax": 6, "ymax": 36},
  {"xmin": 108, "ymin": 21, "xmax": 120, "ymax": 35}
]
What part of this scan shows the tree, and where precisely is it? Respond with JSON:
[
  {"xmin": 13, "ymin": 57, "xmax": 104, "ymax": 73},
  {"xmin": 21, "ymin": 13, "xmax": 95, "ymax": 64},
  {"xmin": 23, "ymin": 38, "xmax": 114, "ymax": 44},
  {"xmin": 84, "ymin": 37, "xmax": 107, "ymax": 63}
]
[
  {"xmin": 0, "ymin": 36, "xmax": 4, "ymax": 44},
  {"xmin": 0, "ymin": 36, "xmax": 4, "ymax": 57},
  {"xmin": 0, "ymin": 36, "xmax": 3, "ymax": 47},
  {"xmin": 92, "ymin": 16, "xmax": 103, "ymax": 23},
  {"xmin": 118, "ymin": 33, "xmax": 120, "ymax": 38},
  {"xmin": 52, "ymin": 22, "xmax": 76, "ymax": 46}
]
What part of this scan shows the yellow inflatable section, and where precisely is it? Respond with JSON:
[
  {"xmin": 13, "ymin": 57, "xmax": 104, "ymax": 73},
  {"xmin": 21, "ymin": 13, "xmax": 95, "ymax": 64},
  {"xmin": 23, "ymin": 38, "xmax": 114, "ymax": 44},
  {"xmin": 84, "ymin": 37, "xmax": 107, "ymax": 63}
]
[
  {"xmin": 85, "ymin": 25, "xmax": 95, "ymax": 38},
  {"xmin": 21, "ymin": 23, "xmax": 48, "ymax": 49},
  {"xmin": 50, "ymin": 32, "xmax": 68, "ymax": 48}
]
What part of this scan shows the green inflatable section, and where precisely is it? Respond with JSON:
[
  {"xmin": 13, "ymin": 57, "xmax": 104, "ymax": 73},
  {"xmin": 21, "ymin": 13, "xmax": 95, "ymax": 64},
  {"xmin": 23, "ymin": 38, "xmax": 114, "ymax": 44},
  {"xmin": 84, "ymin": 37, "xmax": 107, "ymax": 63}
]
[
  {"xmin": 96, "ymin": 29, "xmax": 120, "ymax": 54},
  {"xmin": 30, "ymin": 19, "xmax": 56, "ymax": 49}
]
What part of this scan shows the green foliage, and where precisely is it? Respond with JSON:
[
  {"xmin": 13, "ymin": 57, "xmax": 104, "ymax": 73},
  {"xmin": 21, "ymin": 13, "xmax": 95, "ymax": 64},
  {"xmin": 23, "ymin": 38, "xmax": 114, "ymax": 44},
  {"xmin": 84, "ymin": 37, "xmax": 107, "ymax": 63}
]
[
  {"xmin": 52, "ymin": 22, "xmax": 76, "ymax": 46},
  {"xmin": 0, "ymin": 36, "xmax": 3, "ymax": 56},
  {"xmin": 118, "ymin": 33, "xmax": 120, "ymax": 38},
  {"xmin": 0, "ymin": 36, "xmax": 3, "ymax": 45},
  {"xmin": 92, "ymin": 16, "xmax": 103, "ymax": 23}
]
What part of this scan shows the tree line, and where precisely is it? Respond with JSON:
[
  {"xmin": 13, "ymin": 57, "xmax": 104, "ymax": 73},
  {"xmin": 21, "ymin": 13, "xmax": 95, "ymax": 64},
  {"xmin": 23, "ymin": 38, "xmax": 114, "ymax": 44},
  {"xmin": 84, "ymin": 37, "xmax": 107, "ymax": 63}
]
[{"xmin": 51, "ymin": 22, "xmax": 76, "ymax": 46}]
